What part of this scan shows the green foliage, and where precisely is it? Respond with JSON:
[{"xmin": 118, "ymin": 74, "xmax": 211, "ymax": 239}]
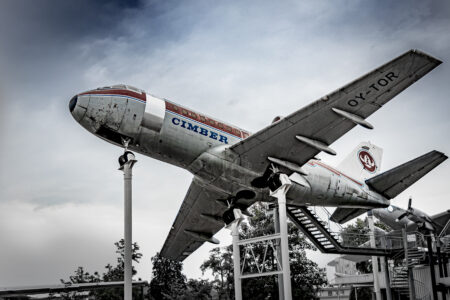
[
  {"xmin": 340, "ymin": 218, "xmax": 370, "ymax": 247},
  {"xmin": 340, "ymin": 216, "xmax": 392, "ymax": 273},
  {"xmin": 61, "ymin": 239, "xmax": 143, "ymax": 300},
  {"xmin": 183, "ymin": 279, "xmax": 214, "ymax": 300},
  {"xmin": 149, "ymin": 253, "xmax": 215, "ymax": 300},
  {"xmin": 341, "ymin": 217, "xmax": 391, "ymax": 247},
  {"xmin": 200, "ymin": 247, "xmax": 233, "ymax": 299},
  {"xmin": 375, "ymin": 219, "xmax": 391, "ymax": 232},
  {"xmin": 149, "ymin": 253, "xmax": 187, "ymax": 299}
]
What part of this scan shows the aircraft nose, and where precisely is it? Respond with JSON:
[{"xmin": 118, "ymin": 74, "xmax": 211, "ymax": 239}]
[
  {"xmin": 69, "ymin": 95, "xmax": 77, "ymax": 113},
  {"xmin": 69, "ymin": 94, "xmax": 88, "ymax": 122}
]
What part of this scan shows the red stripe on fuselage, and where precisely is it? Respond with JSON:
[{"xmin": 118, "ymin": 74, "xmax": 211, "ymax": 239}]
[
  {"xmin": 80, "ymin": 89, "xmax": 146, "ymax": 102},
  {"xmin": 308, "ymin": 160, "xmax": 363, "ymax": 186}
]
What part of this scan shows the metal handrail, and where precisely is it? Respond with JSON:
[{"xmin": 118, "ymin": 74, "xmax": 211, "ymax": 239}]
[
  {"xmin": 311, "ymin": 206, "xmax": 343, "ymax": 232},
  {"xmin": 389, "ymin": 256, "xmax": 432, "ymax": 300}
]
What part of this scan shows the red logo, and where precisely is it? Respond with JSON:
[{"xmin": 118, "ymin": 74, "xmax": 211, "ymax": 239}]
[{"xmin": 359, "ymin": 150, "xmax": 376, "ymax": 172}]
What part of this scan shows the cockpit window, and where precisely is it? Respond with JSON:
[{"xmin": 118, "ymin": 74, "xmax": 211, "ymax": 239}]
[
  {"xmin": 111, "ymin": 84, "xmax": 128, "ymax": 89},
  {"xmin": 126, "ymin": 85, "xmax": 142, "ymax": 93},
  {"xmin": 99, "ymin": 84, "xmax": 143, "ymax": 93}
]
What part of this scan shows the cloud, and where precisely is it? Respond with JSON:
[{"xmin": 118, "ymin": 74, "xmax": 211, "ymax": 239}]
[{"xmin": 0, "ymin": 0, "xmax": 449, "ymax": 286}]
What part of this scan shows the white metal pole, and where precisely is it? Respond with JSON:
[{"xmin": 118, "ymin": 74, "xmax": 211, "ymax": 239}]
[
  {"xmin": 367, "ymin": 211, "xmax": 382, "ymax": 300},
  {"xmin": 120, "ymin": 152, "xmax": 136, "ymax": 300},
  {"xmin": 231, "ymin": 223, "xmax": 242, "ymax": 300},
  {"xmin": 274, "ymin": 207, "xmax": 284, "ymax": 300},
  {"xmin": 273, "ymin": 184, "xmax": 292, "ymax": 300},
  {"xmin": 382, "ymin": 257, "xmax": 392, "ymax": 300}
]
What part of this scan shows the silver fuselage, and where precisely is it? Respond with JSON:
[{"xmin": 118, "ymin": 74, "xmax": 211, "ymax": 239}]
[{"xmin": 69, "ymin": 86, "xmax": 389, "ymax": 209}]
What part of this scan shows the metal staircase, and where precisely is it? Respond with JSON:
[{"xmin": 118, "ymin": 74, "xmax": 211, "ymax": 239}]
[
  {"xmin": 407, "ymin": 247, "xmax": 426, "ymax": 266},
  {"xmin": 391, "ymin": 266, "xmax": 410, "ymax": 297},
  {"xmin": 442, "ymin": 236, "xmax": 450, "ymax": 254},
  {"xmin": 388, "ymin": 233, "xmax": 431, "ymax": 300},
  {"xmin": 286, "ymin": 205, "xmax": 401, "ymax": 256}
]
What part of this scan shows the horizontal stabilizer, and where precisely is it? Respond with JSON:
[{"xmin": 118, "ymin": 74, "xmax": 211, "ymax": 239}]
[
  {"xmin": 331, "ymin": 207, "xmax": 368, "ymax": 224},
  {"xmin": 366, "ymin": 150, "xmax": 447, "ymax": 199}
]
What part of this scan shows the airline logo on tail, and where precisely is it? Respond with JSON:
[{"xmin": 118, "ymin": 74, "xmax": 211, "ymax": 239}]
[{"xmin": 358, "ymin": 150, "xmax": 376, "ymax": 172}]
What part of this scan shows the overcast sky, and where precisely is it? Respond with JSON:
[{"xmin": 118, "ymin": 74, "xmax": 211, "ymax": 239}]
[{"xmin": 0, "ymin": 0, "xmax": 449, "ymax": 287}]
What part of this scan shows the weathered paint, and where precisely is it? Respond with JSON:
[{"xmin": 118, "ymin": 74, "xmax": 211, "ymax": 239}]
[{"xmin": 70, "ymin": 86, "xmax": 390, "ymax": 209}]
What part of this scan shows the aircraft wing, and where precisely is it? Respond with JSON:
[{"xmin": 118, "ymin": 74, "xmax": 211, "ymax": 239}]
[
  {"xmin": 161, "ymin": 177, "xmax": 248, "ymax": 261},
  {"xmin": 431, "ymin": 210, "xmax": 450, "ymax": 236},
  {"xmin": 230, "ymin": 50, "xmax": 441, "ymax": 174}
]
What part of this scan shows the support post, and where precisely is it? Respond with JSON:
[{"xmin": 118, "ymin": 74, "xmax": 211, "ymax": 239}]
[
  {"xmin": 274, "ymin": 207, "xmax": 284, "ymax": 300},
  {"xmin": 119, "ymin": 151, "xmax": 137, "ymax": 300},
  {"xmin": 426, "ymin": 235, "xmax": 438, "ymax": 300},
  {"xmin": 231, "ymin": 222, "xmax": 242, "ymax": 300},
  {"xmin": 382, "ymin": 257, "xmax": 392, "ymax": 300},
  {"xmin": 436, "ymin": 238, "xmax": 444, "ymax": 278},
  {"xmin": 367, "ymin": 211, "xmax": 382, "ymax": 300},
  {"xmin": 269, "ymin": 174, "xmax": 292, "ymax": 300},
  {"xmin": 444, "ymin": 253, "xmax": 449, "ymax": 278}
]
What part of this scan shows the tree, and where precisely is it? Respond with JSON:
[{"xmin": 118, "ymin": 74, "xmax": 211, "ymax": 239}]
[
  {"xmin": 149, "ymin": 253, "xmax": 187, "ymax": 299},
  {"xmin": 61, "ymin": 239, "xmax": 143, "ymax": 300},
  {"xmin": 340, "ymin": 217, "xmax": 391, "ymax": 273},
  {"xmin": 184, "ymin": 279, "xmax": 214, "ymax": 300},
  {"xmin": 200, "ymin": 203, "xmax": 327, "ymax": 299},
  {"xmin": 60, "ymin": 267, "xmax": 101, "ymax": 299},
  {"xmin": 340, "ymin": 218, "xmax": 371, "ymax": 247},
  {"xmin": 200, "ymin": 246, "xmax": 234, "ymax": 299}
]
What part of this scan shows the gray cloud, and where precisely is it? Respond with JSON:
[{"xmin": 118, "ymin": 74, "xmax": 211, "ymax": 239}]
[{"xmin": 0, "ymin": 0, "xmax": 449, "ymax": 286}]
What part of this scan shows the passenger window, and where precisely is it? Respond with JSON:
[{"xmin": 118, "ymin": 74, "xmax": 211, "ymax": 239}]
[{"xmin": 188, "ymin": 111, "xmax": 197, "ymax": 119}]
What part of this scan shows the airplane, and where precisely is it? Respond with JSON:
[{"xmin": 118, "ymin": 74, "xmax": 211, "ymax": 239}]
[
  {"xmin": 69, "ymin": 49, "xmax": 447, "ymax": 261},
  {"xmin": 373, "ymin": 201, "xmax": 450, "ymax": 236},
  {"xmin": 336, "ymin": 202, "xmax": 450, "ymax": 263}
]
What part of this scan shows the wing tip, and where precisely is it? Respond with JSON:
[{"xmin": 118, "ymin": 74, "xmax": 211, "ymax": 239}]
[
  {"xmin": 410, "ymin": 49, "xmax": 443, "ymax": 65},
  {"xmin": 430, "ymin": 150, "xmax": 448, "ymax": 161}
]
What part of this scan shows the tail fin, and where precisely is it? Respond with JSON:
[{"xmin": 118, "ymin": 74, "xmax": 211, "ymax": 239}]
[
  {"xmin": 337, "ymin": 142, "xmax": 383, "ymax": 181},
  {"xmin": 366, "ymin": 150, "xmax": 447, "ymax": 199}
]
